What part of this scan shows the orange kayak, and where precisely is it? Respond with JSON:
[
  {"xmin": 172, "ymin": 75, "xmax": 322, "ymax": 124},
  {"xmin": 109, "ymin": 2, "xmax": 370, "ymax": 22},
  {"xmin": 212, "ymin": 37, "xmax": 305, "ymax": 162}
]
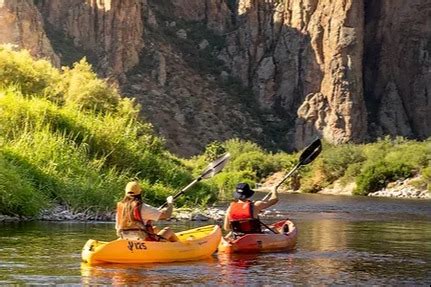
[
  {"xmin": 82, "ymin": 225, "xmax": 221, "ymax": 265},
  {"xmin": 218, "ymin": 220, "xmax": 297, "ymax": 254}
]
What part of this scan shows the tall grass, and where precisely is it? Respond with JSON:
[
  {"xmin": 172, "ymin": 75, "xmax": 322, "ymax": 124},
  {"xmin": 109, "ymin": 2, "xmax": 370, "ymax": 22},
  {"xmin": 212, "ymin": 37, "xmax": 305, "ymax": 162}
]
[{"xmin": 0, "ymin": 46, "xmax": 210, "ymax": 217}]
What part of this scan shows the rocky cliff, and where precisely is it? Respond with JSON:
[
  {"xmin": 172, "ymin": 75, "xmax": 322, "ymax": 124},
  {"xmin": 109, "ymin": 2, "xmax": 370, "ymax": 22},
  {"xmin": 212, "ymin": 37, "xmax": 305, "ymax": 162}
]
[
  {"xmin": 219, "ymin": 0, "xmax": 368, "ymax": 147},
  {"xmin": 0, "ymin": 0, "xmax": 58, "ymax": 65},
  {"xmin": 1, "ymin": 0, "xmax": 430, "ymax": 156},
  {"xmin": 364, "ymin": 0, "xmax": 431, "ymax": 139}
]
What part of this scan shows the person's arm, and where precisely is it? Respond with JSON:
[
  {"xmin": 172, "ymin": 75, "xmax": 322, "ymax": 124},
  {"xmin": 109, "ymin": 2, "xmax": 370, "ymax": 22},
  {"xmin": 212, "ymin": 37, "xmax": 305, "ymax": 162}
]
[
  {"xmin": 223, "ymin": 206, "xmax": 231, "ymax": 231},
  {"xmin": 158, "ymin": 196, "xmax": 173, "ymax": 220},
  {"xmin": 254, "ymin": 186, "xmax": 279, "ymax": 213},
  {"xmin": 115, "ymin": 209, "xmax": 121, "ymax": 237}
]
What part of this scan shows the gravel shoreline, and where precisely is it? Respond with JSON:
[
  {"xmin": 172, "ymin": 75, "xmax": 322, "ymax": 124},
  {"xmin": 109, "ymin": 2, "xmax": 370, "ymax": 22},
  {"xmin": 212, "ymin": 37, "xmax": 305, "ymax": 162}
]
[
  {"xmin": 2, "ymin": 182, "xmax": 429, "ymax": 222},
  {"xmin": 0, "ymin": 206, "xmax": 227, "ymax": 223}
]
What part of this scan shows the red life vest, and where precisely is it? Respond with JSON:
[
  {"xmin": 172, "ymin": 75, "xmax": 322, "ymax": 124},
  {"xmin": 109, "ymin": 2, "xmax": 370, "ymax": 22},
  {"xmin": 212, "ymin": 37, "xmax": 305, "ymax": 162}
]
[{"xmin": 228, "ymin": 201, "xmax": 262, "ymax": 234}]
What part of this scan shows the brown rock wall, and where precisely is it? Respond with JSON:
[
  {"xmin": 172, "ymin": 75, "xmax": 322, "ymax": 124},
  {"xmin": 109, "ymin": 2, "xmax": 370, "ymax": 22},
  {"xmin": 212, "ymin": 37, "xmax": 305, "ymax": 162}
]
[
  {"xmin": 364, "ymin": 0, "xmax": 431, "ymax": 139},
  {"xmin": 36, "ymin": 0, "xmax": 145, "ymax": 78},
  {"xmin": 171, "ymin": 0, "xmax": 231, "ymax": 34},
  {"xmin": 2, "ymin": 0, "xmax": 431, "ymax": 155},
  {"xmin": 0, "ymin": 0, "xmax": 59, "ymax": 65},
  {"xmin": 220, "ymin": 0, "xmax": 368, "ymax": 148}
]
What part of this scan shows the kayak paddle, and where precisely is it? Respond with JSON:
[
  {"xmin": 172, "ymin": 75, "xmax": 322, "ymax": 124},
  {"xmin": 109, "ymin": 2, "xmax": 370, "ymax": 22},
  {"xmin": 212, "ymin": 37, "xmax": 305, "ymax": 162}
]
[
  {"xmin": 159, "ymin": 152, "xmax": 231, "ymax": 209},
  {"xmin": 262, "ymin": 138, "xmax": 322, "ymax": 200}
]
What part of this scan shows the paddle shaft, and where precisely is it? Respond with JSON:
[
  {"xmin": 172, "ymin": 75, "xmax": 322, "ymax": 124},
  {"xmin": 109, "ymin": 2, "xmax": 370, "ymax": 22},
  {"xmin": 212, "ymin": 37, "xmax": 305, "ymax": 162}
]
[
  {"xmin": 159, "ymin": 177, "xmax": 202, "ymax": 209},
  {"xmin": 158, "ymin": 153, "xmax": 230, "ymax": 209},
  {"xmin": 258, "ymin": 219, "xmax": 278, "ymax": 234},
  {"xmin": 262, "ymin": 163, "xmax": 301, "ymax": 201},
  {"xmin": 263, "ymin": 139, "xmax": 321, "ymax": 201}
]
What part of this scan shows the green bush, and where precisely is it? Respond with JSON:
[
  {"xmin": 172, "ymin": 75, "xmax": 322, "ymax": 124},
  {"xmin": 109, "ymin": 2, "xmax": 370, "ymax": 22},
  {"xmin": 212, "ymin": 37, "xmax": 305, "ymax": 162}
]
[
  {"xmin": 191, "ymin": 139, "xmax": 297, "ymax": 199},
  {"xmin": 203, "ymin": 141, "xmax": 226, "ymax": 162},
  {"xmin": 61, "ymin": 59, "xmax": 121, "ymax": 113},
  {"xmin": 209, "ymin": 170, "xmax": 256, "ymax": 200},
  {"xmin": 355, "ymin": 161, "xmax": 413, "ymax": 195},
  {"xmin": 320, "ymin": 144, "xmax": 365, "ymax": 182},
  {"xmin": 421, "ymin": 167, "xmax": 431, "ymax": 191},
  {"xmin": 299, "ymin": 138, "xmax": 430, "ymax": 194},
  {"xmin": 229, "ymin": 151, "xmax": 275, "ymax": 179},
  {"xmin": 0, "ymin": 45, "xmax": 61, "ymax": 100},
  {"xmin": 299, "ymin": 142, "xmax": 364, "ymax": 192},
  {"xmin": 223, "ymin": 138, "xmax": 285, "ymax": 180},
  {"xmin": 224, "ymin": 138, "xmax": 263, "ymax": 158}
]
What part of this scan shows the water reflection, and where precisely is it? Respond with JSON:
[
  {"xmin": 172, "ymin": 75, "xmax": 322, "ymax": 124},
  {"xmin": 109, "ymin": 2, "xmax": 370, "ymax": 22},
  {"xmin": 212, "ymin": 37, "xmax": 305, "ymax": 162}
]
[{"xmin": 81, "ymin": 258, "xmax": 220, "ymax": 286}]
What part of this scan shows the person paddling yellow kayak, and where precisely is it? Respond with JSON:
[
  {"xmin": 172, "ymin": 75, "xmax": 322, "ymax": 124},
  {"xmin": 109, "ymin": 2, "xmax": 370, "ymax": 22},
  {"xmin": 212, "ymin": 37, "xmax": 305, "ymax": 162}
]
[
  {"xmin": 115, "ymin": 181, "xmax": 178, "ymax": 242},
  {"xmin": 82, "ymin": 153, "xmax": 231, "ymax": 265}
]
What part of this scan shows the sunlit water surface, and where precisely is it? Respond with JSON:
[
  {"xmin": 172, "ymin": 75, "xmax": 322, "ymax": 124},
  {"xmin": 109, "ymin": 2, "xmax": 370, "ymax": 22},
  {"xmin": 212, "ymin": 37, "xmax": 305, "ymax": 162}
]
[{"xmin": 1, "ymin": 193, "xmax": 430, "ymax": 286}]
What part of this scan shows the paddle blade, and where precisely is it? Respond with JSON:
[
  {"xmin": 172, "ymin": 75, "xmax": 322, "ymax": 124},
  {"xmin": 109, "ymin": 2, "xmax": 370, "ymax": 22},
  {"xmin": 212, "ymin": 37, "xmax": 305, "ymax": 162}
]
[
  {"xmin": 200, "ymin": 152, "xmax": 231, "ymax": 179},
  {"xmin": 298, "ymin": 138, "xmax": 322, "ymax": 165}
]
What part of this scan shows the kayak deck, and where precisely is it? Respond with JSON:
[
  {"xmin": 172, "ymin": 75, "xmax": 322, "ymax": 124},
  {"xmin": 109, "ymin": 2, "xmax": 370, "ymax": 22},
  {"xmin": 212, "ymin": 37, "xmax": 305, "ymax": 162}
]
[
  {"xmin": 82, "ymin": 225, "xmax": 221, "ymax": 265},
  {"xmin": 218, "ymin": 220, "xmax": 297, "ymax": 254}
]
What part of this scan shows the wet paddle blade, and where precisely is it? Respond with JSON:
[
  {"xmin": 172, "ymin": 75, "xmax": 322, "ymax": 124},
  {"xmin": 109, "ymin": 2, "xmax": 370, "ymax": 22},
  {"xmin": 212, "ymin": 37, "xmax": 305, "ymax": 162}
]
[
  {"xmin": 200, "ymin": 152, "xmax": 231, "ymax": 179},
  {"xmin": 298, "ymin": 138, "xmax": 322, "ymax": 165}
]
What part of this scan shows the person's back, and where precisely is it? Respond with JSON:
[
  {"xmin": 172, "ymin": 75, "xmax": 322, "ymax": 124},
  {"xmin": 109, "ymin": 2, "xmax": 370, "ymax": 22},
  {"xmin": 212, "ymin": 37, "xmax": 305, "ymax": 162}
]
[
  {"xmin": 223, "ymin": 183, "xmax": 279, "ymax": 235},
  {"xmin": 116, "ymin": 181, "xmax": 178, "ymax": 242}
]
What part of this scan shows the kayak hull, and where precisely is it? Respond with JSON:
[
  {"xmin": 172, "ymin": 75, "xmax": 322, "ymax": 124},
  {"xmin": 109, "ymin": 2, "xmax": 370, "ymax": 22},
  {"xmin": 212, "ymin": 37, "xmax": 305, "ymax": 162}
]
[
  {"xmin": 82, "ymin": 225, "xmax": 222, "ymax": 265},
  {"xmin": 218, "ymin": 220, "xmax": 297, "ymax": 254}
]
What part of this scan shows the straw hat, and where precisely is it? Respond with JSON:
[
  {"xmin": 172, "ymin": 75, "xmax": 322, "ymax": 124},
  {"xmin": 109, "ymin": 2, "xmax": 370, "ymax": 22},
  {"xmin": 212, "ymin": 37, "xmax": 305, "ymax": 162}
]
[{"xmin": 125, "ymin": 181, "xmax": 141, "ymax": 196}]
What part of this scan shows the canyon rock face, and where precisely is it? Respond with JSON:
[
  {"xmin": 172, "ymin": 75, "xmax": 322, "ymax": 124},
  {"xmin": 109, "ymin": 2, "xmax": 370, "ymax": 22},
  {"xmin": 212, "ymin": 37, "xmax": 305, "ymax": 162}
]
[
  {"xmin": 0, "ymin": 0, "xmax": 59, "ymax": 65},
  {"xmin": 36, "ymin": 0, "xmax": 145, "ymax": 79},
  {"xmin": 0, "ymin": 0, "xmax": 430, "ymax": 155},
  {"xmin": 171, "ymin": 0, "xmax": 232, "ymax": 34},
  {"xmin": 364, "ymin": 0, "xmax": 431, "ymax": 139},
  {"xmin": 219, "ymin": 0, "xmax": 368, "ymax": 148}
]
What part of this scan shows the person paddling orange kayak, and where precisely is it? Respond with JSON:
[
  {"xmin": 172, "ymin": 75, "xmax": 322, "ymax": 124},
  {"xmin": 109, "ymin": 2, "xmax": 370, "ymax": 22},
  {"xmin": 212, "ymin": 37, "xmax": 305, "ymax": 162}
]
[
  {"xmin": 223, "ymin": 183, "xmax": 279, "ymax": 237},
  {"xmin": 219, "ymin": 138, "xmax": 322, "ymax": 254}
]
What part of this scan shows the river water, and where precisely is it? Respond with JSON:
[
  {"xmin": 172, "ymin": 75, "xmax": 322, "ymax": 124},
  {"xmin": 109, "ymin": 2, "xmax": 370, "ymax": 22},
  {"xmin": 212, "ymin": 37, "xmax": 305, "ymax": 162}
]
[{"xmin": 1, "ymin": 193, "xmax": 430, "ymax": 286}]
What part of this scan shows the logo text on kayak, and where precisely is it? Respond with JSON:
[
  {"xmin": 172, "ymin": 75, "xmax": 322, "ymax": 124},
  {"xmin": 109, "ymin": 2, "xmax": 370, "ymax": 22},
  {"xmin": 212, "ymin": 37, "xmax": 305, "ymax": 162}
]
[{"xmin": 127, "ymin": 241, "xmax": 147, "ymax": 252}]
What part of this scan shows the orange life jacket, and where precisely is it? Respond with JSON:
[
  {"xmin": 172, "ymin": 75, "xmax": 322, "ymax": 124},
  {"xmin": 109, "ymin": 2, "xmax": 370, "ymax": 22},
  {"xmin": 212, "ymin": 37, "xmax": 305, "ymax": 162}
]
[
  {"xmin": 228, "ymin": 201, "xmax": 262, "ymax": 234},
  {"xmin": 116, "ymin": 201, "xmax": 158, "ymax": 241}
]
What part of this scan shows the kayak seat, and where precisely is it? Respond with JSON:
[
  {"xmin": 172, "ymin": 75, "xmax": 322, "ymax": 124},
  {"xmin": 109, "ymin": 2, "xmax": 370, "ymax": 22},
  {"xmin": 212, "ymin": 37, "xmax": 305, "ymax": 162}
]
[{"xmin": 230, "ymin": 218, "xmax": 263, "ymax": 234}]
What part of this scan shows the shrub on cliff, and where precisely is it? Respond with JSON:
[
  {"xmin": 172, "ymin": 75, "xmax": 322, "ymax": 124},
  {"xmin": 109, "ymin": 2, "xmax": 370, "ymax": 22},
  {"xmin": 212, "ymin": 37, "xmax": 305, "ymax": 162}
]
[
  {"xmin": 60, "ymin": 59, "xmax": 121, "ymax": 113},
  {"xmin": 0, "ymin": 45, "xmax": 62, "ymax": 100}
]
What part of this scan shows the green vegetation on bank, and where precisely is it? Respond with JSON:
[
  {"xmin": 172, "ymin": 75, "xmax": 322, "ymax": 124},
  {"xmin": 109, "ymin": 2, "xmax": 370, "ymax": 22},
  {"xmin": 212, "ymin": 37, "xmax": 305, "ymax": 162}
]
[
  {"xmin": 190, "ymin": 137, "xmax": 431, "ymax": 199},
  {"xmin": 0, "ymin": 46, "xmax": 198, "ymax": 217},
  {"xmin": 1, "ymin": 46, "xmax": 430, "ymax": 218}
]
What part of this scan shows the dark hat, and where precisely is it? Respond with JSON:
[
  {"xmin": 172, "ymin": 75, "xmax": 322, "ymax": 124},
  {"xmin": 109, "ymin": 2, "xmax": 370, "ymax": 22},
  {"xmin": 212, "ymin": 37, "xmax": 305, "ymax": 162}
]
[{"xmin": 234, "ymin": 183, "xmax": 255, "ymax": 200}]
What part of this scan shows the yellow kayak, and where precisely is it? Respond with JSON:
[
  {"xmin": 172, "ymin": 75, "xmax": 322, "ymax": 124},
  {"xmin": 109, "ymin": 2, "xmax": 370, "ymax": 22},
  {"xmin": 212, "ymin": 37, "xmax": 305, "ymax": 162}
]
[{"xmin": 82, "ymin": 225, "xmax": 221, "ymax": 265}]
